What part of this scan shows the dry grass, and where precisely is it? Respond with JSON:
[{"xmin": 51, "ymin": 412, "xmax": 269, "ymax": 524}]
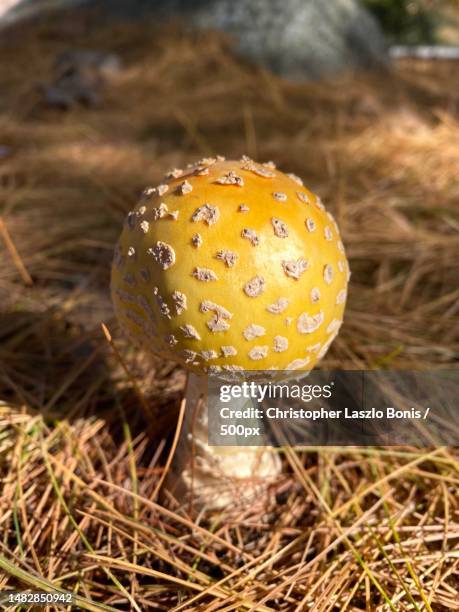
[{"xmin": 0, "ymin": 10, "xmax": 458, "ymax": 611}]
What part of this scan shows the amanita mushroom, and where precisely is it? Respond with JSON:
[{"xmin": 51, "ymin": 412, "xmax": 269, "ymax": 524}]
[{"xmin": 111, "ymin": 156, "xmax": 349, "ymax": 509}]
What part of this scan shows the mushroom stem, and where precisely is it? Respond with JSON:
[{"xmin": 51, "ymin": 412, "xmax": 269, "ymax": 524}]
[{"xmin": 167, "ymin": 373, "xmax": 281, "ymax": 510}]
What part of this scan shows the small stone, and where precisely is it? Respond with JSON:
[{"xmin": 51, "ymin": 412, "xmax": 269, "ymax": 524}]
[
  {"xmin": 273, "ymin": 192, "xmax": 287, "ymax": 202},
  {"xmin": 243, "ymin": 324, "xmax": 266, "ymax": 341},
  {"xmin": 165, "ymin": 334, "xmax": 178, "ymax": 346},
  {"xmin": 266, "ymin": 297, "xmax": 289, "ymax": 314},
  {"xmin": 338, "ymin": 241, "xmax": 345, "ymax": 254},
  {"xmin": 244, "ymin": 275, "xmax": 265, "ymax": 297},
  {"xmin": 273, "ymin": 336, "xmax": 288, "ymax": 352},
  {"xmin": 324, "ymin": 226, "xmax": 333, "ymax": 241},
  {"xmin": 305, "ymin": 218, "xmax": 316, "ymax": 232},
  {"xmin": 297, "ymin": 311, "xmax": 324, "ymax": 334},
  {"xmin": 271, "ymin": 217, "xmax": 289, "ymax": 238},
  {"xmin": 238, "ymin": 204, "xmax": 249, "ymax": 212},
  {"xmin": 180, "ymin": 324, "xmax": 201, "ymax": 340},
  {"xmin": 192, "ymin": 267, "xmax": 218, "ymax": 282},
  {"xmin": 191, "ymin": 204, "xmax": 220, "ymax": 226},
  {"xmin": 282, "ymin": 258, "xmax": 308, "ymax": 280},
  {"xmin": 127, "ymin": 246, "xmax": 136, "ymax": 258},
  {"xmin": 338, "ymin": 260, "xmax": 345, "ymax": 272}
]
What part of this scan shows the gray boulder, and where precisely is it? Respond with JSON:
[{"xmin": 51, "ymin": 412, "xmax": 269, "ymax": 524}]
[
  {"xmin": 0, "ymin": 0, "xmax": 387, "ymax": 79},
  {"xmin": 180, "ymin": 0, "xmax": 388, "ymax": 78}
]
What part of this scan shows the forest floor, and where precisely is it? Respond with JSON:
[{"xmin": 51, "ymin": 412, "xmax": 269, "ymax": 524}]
[{"xmin": 0, "ymin": 11, "xmax": 458, "ymax": 611}]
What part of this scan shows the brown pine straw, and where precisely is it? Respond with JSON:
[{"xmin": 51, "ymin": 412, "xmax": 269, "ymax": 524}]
[
  {"xmin": 0, "ymin": 216, "xmax": 33, "ymax": 286},
  {"xmin": 0, "ymin": 8, "xmax": 458, "ymax": 610},
  {"xmin": 151, "ymin": 397, "xmax": 186, "ymax": 502}
]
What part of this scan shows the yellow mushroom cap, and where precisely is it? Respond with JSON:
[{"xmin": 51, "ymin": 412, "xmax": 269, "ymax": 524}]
[{"xmin": 111, "ymin": 157, "xmax": 349, "ymax": 374}]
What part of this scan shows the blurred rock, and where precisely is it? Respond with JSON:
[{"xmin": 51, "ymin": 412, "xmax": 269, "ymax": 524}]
[
  {"xmin": 181, "ymin": 0, "xmax": 388, "ymax": 78},
  {"xmin": 40, "ymin": 50, "xmax": 121, "ymax": 110},
  {"xmin": 0, "ymin": 0, "xmax": 81, "ymax": 23},
  {"xmin": 0, "ymin": 145, "xmax": 12, "ymax": 159},
  {"xmin": 56, "ymin": 49, "xmax": 121, "ymax": 77},
  {"xmin": 1, "ymin": 0, "xmax": 387, "ymax": 79}
]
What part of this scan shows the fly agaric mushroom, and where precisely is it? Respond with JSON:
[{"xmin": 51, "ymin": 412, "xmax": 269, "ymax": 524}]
[{"xmin": 111, "ymin": 156, "xmax": 349, "ymax": 509}]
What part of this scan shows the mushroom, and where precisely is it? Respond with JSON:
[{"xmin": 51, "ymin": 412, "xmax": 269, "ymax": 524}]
[{"xmin": 111, "ymin": 156, "xmax": 349, "ymax": 509}]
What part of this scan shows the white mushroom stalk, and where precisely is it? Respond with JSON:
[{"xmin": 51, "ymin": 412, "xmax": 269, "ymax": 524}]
[
  {"xmin": 166, "ymin": 372, "xmax": 281, "ymax": 510},
  {"xmin": 111, "ymin": 156, "xmax": 349, "ymax": 510}
]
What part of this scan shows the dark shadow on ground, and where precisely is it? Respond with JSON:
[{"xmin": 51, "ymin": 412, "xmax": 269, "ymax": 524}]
[{"xmin": 0, "ymin": 310, "xmax": 184, "ymax": 448}]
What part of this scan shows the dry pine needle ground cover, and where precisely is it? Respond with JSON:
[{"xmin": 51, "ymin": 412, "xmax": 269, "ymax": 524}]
[{"xmin": 0, "ymin": 12, "xmax": 458, "ymax": 611}]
